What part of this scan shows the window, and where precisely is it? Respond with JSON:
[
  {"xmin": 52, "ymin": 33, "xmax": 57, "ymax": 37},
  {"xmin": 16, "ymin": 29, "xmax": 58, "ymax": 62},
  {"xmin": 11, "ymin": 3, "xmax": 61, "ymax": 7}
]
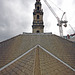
[
  {"xmin": 37, "ymin": 15, "xmax": 39, "ymax": 19},
  {"xmin": 36, "ymin": 30, "xmax": 40, "ymax": 33},
  {"xmin": 37, "ymin": 6, "xmax": 39, "ymax": 10}
]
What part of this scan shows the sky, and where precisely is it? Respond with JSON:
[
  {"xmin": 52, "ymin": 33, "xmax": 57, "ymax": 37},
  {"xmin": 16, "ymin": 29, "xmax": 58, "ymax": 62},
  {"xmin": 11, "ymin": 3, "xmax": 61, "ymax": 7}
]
[{"xmin": 0, "ymin": 0, "xmax": 75, "ymax": 42}]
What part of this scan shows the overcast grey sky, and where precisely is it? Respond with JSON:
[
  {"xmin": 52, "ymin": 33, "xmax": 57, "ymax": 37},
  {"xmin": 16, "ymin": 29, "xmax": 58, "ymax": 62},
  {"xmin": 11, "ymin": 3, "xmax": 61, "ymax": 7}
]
[{"xmin": 0, "ymin": 0, "xmax": 75, "ymax": 42}]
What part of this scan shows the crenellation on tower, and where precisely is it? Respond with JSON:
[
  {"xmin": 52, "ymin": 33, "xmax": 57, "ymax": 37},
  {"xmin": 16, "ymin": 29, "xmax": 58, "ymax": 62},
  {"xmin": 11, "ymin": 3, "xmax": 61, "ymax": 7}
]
[{"xmin": 32, "ymin": 0, "xmax": 44, "ymax": 33}]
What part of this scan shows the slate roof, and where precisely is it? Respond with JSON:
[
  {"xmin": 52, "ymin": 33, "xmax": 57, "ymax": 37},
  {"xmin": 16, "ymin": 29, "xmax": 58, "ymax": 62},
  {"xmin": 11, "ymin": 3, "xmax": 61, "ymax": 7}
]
[{"xmin": 0, "ymin": 33, "xmax": 75, "ymax": 75}]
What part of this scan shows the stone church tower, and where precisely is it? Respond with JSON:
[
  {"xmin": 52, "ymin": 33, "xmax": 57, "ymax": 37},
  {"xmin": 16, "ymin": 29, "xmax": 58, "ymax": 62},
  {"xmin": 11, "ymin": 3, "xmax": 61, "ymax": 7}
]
[{"xmin": 32, "ymin": 0, "xmax": 44, "ymax": 33}]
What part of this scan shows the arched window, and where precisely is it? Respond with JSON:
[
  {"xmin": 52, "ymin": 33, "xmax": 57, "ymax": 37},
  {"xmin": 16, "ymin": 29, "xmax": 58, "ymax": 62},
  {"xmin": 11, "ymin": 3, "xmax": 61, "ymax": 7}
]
[
  {"xmin": 36, "ymin": 30, "xmax": 40, "ymax": 33},
  {"xmin": 37, "ymin": 15, "xmax": 39, "ymax": 19}
]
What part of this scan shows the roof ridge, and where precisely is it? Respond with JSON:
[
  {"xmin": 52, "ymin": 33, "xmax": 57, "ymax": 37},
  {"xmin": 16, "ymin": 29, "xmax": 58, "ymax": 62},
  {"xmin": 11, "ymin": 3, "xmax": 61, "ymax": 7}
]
[
  {"xmin": 38, "ymin": 45, "xmax": 75, "ymax": 72},
  {"xmin": 0, "ymin": 45, "xmax": 38, "ymax": 71},
  {"xmin": 34, "ymin": 46, "xmax": 41, "ymax": 75}
]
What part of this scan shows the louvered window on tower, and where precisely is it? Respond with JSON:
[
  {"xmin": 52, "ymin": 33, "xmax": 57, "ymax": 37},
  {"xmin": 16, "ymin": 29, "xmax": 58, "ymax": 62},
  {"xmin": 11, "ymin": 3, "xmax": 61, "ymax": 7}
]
[{"xmin": 37, "ymin": 15, "xmax": 39, "ymax": 19}]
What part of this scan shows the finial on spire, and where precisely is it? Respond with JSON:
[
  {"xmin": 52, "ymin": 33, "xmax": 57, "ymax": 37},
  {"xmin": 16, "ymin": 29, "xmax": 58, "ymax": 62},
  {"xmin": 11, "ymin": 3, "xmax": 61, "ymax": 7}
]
[{"xmin": 36, "ymin": 0, "xmax": 40, "ymax": 1}]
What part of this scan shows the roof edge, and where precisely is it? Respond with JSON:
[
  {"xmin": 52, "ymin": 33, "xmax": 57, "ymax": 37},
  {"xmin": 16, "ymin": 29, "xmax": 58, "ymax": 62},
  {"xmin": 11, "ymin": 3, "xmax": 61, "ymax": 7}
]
[
  {"xmin": 0, "ymin": 45, "xmax": 38, "ymax": 71},
  {"xmin": 38, "ymin": 45, "xmax": 75, "ymax": 72}
]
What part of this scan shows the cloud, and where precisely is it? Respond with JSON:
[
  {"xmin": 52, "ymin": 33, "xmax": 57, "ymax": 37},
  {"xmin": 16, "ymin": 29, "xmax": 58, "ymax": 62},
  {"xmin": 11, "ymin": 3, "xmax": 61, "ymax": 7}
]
[
  {"xmin": 0, "ymin": 0, "xmax": 75, "ymax": 42},
  {"xmin": 0, "ymin": 0, "xmax": 34, "ymax": 42}
]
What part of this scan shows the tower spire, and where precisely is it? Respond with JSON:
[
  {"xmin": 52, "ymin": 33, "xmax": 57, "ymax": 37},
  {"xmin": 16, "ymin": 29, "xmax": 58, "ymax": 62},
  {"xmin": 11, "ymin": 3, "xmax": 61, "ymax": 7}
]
[{"xmin": 32, "ymin": 0, "xmax": 44, "ymax": 33}]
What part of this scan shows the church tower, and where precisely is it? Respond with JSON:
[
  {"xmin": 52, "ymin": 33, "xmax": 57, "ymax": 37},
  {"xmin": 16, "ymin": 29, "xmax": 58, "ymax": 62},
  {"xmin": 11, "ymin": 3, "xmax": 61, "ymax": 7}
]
[{"xmin": 32, "ymin": 0, "xmax": 44, "ymax": 33}]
